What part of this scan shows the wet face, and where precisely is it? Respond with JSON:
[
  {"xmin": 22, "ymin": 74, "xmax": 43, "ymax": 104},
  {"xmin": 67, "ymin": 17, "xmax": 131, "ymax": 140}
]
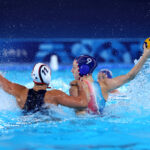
[{"xmin": 71, "ymin": 60, "xmax": 80, "ymax": 80}]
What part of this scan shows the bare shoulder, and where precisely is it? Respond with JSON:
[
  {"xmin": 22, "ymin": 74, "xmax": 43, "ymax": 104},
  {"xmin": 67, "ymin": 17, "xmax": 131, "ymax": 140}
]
[
  {"xmin": 13, "ymin": 83, "xmax": 27, "ymax": 90},
  {"xmin": 8, "ymin": 82, "xmax": 28, "ymax": 98},
  {"xmin": 46, "ymin": 89, "xmax": 66, "ymax": 95},
  {"xmin": 44, "ymin": 89, "xmax": 66, "ymax": 104},
  {"xmin": 12, "ymin": 84, "xmax": 28, "ymax": 108}
]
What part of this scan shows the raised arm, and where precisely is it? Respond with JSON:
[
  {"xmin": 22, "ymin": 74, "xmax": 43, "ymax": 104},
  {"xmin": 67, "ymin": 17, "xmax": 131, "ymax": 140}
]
[
  {"xmin": 0, "ymin": 74, "xmax": 27, "ymax": 98},
  {"xmin": 100, "ymin": 44, "xmax": 150, "ymax": 92}
]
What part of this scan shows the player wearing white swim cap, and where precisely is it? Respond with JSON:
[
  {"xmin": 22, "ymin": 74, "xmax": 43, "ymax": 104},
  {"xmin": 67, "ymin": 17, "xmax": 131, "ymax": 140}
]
[
  {"xmin": 31, "ymin": 63, "xmax": 51, "ymax": 86},
  {"xmin": 0, "ymin": 63, "xmax": 88, "ymax": 112}
]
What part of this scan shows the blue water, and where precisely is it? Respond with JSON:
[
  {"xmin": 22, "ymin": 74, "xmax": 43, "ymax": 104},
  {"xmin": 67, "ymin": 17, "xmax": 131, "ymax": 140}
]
[{"xmin": 1, "ymin": 63, "xmax": 150, "ymax": 150}]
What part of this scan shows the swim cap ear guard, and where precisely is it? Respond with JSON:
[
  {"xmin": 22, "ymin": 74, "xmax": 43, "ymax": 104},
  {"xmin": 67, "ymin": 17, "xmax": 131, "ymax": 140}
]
[
  {"xmin": 31, "ymin": 63, "xmax": 51, "ymax": 86},
  {"xmin": 76, "ymin": 55, "xmax": 97, "ymax": 77},
  {"xmin": 79, "ymin": 64, "xmax": 90, "ymax": 76}
]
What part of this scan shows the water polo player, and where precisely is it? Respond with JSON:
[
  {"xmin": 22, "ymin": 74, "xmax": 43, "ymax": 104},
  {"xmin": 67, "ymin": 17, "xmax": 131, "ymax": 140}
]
[
  {"xmin": 0, "ymin": 63, "xmax": 87, "ymax": 113},
  {"xmin": 70, "ymin": 43, "xmax": 150, "ymax": 115},
  {"xmin": 98, "ymin": 69, "xmax": 119, "ymax": 94}
]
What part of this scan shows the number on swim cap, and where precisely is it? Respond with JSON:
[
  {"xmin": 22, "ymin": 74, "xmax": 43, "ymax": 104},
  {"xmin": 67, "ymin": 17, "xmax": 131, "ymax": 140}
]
[
  {"xmin": 41, "ymin": 66, "xmax": 49, "ymax": 76},
  {"xmin": 86, "ymin": 58, "xmax": 92, "ymax": 64},
  {"xmin": 32, "ymin": 63, "xmax": 51, "ymax": 85}
]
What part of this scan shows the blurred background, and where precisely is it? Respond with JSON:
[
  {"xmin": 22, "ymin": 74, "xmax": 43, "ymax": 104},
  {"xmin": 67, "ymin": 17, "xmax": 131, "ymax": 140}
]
[{"xmin": 0, "ymin": 0, "xmax": 150, "ymax": 66}]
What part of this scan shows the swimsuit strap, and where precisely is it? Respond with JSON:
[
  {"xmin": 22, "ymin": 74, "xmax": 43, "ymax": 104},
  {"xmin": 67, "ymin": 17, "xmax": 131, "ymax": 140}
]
[
  {"xmin": 23, "ymin": 89, "xmax": 46, "ymax": 112},
  {"xmin": 83, "ymin": 80, "xmax": 100, "ymax": 114}
]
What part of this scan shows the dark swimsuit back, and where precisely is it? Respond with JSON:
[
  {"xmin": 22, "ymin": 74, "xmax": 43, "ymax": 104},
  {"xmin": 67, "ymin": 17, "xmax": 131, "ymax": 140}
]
[{"xmin": 23, "ymin": 89, "xmax": 46, "ymax": 112}]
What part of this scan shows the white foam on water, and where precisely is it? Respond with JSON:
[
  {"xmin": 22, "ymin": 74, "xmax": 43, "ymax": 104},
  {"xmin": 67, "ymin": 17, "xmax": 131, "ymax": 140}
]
[
  {"xmin": 0, "ymin": 89, "xmax": 18, "ymax": 111},
  {"xmin": 104, "ymin": 58, "xmax": 150, "ymax": 120},
  {"xmin": 50, "ymin": 78, "xmax": 70, "ymax": 93},
  {"xmin": 25, "ymin": 78, "xmax": 70, "ymax": 93},
  {"xmin": 127, "ymin": 58, "xmax": 150, "ymax": 110}
]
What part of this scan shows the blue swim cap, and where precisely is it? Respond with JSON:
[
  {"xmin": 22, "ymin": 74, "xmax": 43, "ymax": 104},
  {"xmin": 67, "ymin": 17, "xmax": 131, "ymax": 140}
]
[
  {"xmin": 75, "ymin": 55, "xmax": 97, "ymax": 77},
  {"xmin": 99, "ymin": 69, "xmax": 112, "ymax": 78}
]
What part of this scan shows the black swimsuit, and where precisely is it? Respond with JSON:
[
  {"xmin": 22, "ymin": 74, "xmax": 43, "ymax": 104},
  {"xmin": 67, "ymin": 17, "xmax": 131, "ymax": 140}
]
[{"xmin": 23, "ymin": 89, "xmax": 46, "ymax": 112}]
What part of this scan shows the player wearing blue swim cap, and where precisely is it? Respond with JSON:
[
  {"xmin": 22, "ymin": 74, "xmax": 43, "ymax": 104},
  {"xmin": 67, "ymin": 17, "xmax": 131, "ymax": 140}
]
[
  {"xmin": 98, "ymin": 69, "xmax": 119, "ymax": 94},
  {"xmin": 71, "ymin": 55, "xmax": 105, "ymax": 115},
  {"xmin": 74, "ymin": 55, "xmax": 97, "ymax": 78},
  {"xmin": 99, "ymin": 69, "xmax": 112, "ymax": 79},
  {"xmin": 70, "ymin": 43, "xmax": 150, "ymax": 115}
]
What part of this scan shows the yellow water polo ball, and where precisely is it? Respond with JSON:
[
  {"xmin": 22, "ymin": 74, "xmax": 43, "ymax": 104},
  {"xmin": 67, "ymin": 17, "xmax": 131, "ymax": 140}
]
[{"xmin": 144, "ymin": 37, "xmax": 150, "ymax": 49}]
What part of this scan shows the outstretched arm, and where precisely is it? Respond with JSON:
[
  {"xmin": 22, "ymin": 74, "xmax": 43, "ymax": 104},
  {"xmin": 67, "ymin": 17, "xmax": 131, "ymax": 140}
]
[
  {"xmin": 0, "ymin": 74, "xmax": 27, "ymax": 98},
  {"xmin": 46, "ymin": 80, "xmax": 88, "ymax": 108},
  {"xmin": 100, "ymin": 44, "xmax": 150, "ymax": 92}
]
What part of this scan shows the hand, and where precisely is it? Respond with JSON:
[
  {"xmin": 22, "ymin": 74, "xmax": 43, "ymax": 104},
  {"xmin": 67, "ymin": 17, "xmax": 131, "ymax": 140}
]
[
  {"xmin": 143, "ymin": 43, "xmax": 150, "ymax": 58},
  {"xmin": 98, "ymin": 72, "xmax": 107, "ymax": 81},
  {"xmin": 70, "ymin": 80, "xmax": 78, "ymax": 86},
  {"xmin": 70, "ymin": 80, "xmax": 84, "ymax": 95},
  {"xmin": 74, "ymin": 80, "xmax": 84, "ymax": 91}
]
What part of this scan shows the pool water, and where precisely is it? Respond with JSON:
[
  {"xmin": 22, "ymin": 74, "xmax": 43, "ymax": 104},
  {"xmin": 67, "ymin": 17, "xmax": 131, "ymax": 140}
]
[{"xmin": 0, "ymin": 63, "xmax": 150, "ymax": 150}]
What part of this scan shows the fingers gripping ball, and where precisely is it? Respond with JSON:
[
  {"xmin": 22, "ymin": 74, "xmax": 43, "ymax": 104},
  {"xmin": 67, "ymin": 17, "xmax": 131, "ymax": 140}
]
[{"xmin": 144, "ymin": 37, "xmax": 150, "ymax": 49}]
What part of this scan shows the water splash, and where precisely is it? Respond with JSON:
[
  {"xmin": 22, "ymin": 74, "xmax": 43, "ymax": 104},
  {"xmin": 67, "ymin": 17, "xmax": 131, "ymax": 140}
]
[
  {"xmin": 127, "ymin": 58, "xmax": 150, "ymax": 114},
  {"xmin": 50, "ymin": 78, "xmax": 70, "ymax": 93},
  {"xmin": 104, "ymin": 58, "xmax": 150, "ymax": 121},
  {"xmin": 0, "ymin": 89, "xmax": 18, "ymax": 111}
]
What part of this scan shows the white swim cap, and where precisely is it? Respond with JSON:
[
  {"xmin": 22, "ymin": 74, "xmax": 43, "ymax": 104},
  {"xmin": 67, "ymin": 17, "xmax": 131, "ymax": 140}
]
[{"xmin": 31, "ymin": 63, "xmax": 51, "ymax": 85}]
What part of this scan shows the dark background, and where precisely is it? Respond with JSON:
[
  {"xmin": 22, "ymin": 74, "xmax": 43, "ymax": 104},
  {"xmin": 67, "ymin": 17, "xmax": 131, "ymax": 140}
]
[{"xmin": 0, "ymin": 0, "xmax": 150, "ymax": 38}]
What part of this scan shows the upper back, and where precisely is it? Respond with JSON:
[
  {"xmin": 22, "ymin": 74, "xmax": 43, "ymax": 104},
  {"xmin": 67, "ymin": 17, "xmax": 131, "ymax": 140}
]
[
  {"xmin": 18, "ymin": 88, "xmax": 59, "ymax": 110},
  {"xmin": 44, "ymin": 89, "xmax": 65, "ymax": 105},
  {"xmin": 23, "ymin": 89, "xmax": 46, "ymax": 112}
]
